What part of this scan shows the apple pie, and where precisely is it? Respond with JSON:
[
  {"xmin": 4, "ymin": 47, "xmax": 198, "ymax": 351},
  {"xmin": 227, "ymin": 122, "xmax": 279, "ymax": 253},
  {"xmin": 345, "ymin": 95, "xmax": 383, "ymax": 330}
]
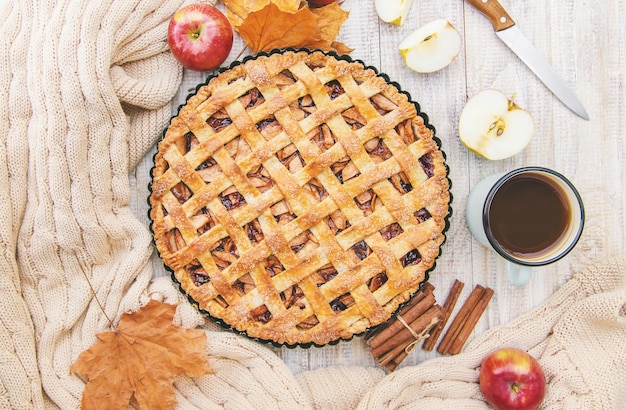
[{"xmin": 149, "ymin": 49, "xmax": 450, "ymax": 346}]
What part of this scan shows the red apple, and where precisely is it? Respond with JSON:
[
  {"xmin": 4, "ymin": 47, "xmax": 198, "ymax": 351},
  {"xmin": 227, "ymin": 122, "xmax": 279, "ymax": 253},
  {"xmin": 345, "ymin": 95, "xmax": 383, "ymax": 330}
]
[
  {"xmin": 307, "ymin": 0, "xmax": 340, "ymax": 7},
  {"xmin": 479, "ymin": 348, "xmax": 546, "ymax": 410},
  {"xmin": 167, "ymin": 4, "xmax": 233, "ymax": 72}
]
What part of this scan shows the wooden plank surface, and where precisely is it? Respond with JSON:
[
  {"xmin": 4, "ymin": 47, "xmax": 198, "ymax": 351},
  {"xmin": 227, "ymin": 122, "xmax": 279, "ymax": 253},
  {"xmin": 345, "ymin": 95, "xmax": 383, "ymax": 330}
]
[{"xmin": 129, "ymin": 0, "xmax": 626, "ymax": 374}]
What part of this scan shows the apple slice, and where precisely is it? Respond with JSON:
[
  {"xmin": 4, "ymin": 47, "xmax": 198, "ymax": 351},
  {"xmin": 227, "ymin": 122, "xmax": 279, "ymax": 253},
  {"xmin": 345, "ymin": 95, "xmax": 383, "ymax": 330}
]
[
  {"xmin": 459, "ymin": 89, "xmax": 535, "ymax": 160},
  {"xmin": 375, "ymin": 0, "xmax": 414, "ymax": 26},
  {"xmin": 399, "ymin": 19, "xmax": 462, "ymax": 73}
]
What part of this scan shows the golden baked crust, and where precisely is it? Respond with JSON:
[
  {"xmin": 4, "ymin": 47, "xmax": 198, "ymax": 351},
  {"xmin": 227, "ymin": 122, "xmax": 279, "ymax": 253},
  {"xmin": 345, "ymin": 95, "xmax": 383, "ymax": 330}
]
[{"xmin": 149, "ymin": 50, "xmax": 450, "ymax": 346}]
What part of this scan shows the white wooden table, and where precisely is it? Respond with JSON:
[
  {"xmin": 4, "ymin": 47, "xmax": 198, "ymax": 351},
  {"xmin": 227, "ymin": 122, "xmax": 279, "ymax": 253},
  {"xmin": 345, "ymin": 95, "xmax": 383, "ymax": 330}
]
[{"xmin": 130, "ymin": 0, "xmax": 626, "ymax": 374}]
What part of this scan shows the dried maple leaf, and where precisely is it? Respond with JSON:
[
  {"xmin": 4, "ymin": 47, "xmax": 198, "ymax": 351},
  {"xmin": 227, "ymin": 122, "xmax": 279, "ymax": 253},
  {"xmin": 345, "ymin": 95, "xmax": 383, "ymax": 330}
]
[
  {"xmin": 237, "ymin": 2, "xmax": 350, "ymax": 53},
  {"xmin": 224, "ymin": 0, "xmax": 301, "ymax": 27},
  {"xmin": 238, "ymin": 3, "xmax": 322, "ymax": 53},
  {"xmin": 329, "ymin": 40, "xmax": 354, "ymax": 55},
  {"xmin": 71, "ymin": 300, "xmax": 213, "ymax": 410},
  {"xmin": 310, "ymin": 2, "xmax": 351, "ymax": 52}
]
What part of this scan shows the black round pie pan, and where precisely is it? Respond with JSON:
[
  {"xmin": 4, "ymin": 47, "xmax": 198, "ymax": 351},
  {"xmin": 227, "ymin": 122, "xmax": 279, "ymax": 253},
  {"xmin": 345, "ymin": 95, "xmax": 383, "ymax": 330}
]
[{"xmin": 148, "ymin": 47, "xmax": 452, "ymax": 348}]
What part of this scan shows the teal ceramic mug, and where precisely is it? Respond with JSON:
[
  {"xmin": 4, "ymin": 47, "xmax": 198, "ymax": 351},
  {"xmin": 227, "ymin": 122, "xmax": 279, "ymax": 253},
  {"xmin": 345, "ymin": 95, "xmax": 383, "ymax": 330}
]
[{"xmin": 466, "ymin": 167, "xmax": 585, "ymax": 287}]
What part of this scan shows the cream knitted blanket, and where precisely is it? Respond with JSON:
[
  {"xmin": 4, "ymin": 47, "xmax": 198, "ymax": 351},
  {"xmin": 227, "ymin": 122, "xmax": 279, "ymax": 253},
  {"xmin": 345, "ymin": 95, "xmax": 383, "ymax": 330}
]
[{"xmin": 1, "ymin": 1, "xmax": 625, "ymax": 409}]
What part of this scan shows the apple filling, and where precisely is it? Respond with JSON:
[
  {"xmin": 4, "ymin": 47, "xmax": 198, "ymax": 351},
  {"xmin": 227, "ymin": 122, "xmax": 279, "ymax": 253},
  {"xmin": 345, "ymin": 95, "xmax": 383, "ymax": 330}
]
[
  {"xmin": 401, "ymin": 249, "xmax": 422, "ymax": 266},
  {"xmin": 187, "ymin": 260, "xmax": 210, "ymax": 287},
  {"xmin": 277, "ymin": 143, "xmax": 305, "ymax": 174},
  {"xmin": 251, "ymin": 304, "xmax": 272, "ymax": 323},
  {"xmin": 207, "ymin": 110, "xmax": 233, "ymax": 131},
  {"xmin": 246, "ymin": 165, "xmax": 274, "ymax": 192},
  {"xmin": 303, "ymin": 177, "xmax": 328, "ymax": 203},
  {"xmin": 370, "ymin": 93, "xmax": 398, "ymax": 114},
  {"xmin": 380, "ymin": 222, "xmax": 403, "ymax": 241},
  {"xmin": 270, "ymin": 196, "xmax": 321, "ymax": 255},
  {"xmin": 224, "ymin": 134, "xmax": 252, "ymax": 160},
  {"xmin": 219, "ymin": 190, "xmax": 246, "ymax": 211},
  {"xmin": 419, "ymin": 153, "xmax": 434, "ymax": 178},
  {"xmin": 192, "ymin": 207, "xmax": 216, "ymax": 234},
  {"xmin": 244, "ymin": 218, "xmax": 264, "ymax": 243},
  {"xmin": 415, "ymin": 207, "xmax": 432, "ymax": 222},
  {"xmin": 296, "ymin": 314, "xmax": 320, "ymax": 331},
  {"xmin": 210, "ymin": 237, "xmax": 239, "ymax": 270},
  {"xmin": 330, "ymin": 293, "xmax": 356, "ymax": 312},
  {"xmin": 264, "ymin": 255, "xmax": 285, "ymax": 277},
  {"xmin": 350, "ymin": 240, "xmax": 372, "ymax": 260},
  {"xmin": 342, "ymin": 107, "xmax": 366, "ymax": 130},
  {"xmin": 368, "ymin": 272, "xmax": 389, "ymax": 292},
  {"xmin": 313, "ymin": 264, "xmax": 339, "ymax": 286},
  {"xmin": 275, "ymin": 70, "xmax": 297, "ymax": 89},
  {"xmin": 197, "ymin": 158, "xmax": 222, "ymax": 183},
  {"xmin": 239, "ymin": 87, "xmax": 265, "ymax": 108},
  {"xmin": 325, "ymin": 80, "xmax": 345, "ymax": 99},
  {"xmin": 256, "ymin": 116, "xmax": 283, "ymax": 140},
  {"xmin": 354, "ymin": 189, "xmax": 381, "ymax": 217},
  {"xmin": 171, "ymin": 181, "xmax": 192, "ymax": 204},
  {"xmin": 233, "ymin": 273, "xmax": 255, "ymax": 295},
  {"xmin": 281, "ymin": 285, "xmax": 305, "ymax": 310}
]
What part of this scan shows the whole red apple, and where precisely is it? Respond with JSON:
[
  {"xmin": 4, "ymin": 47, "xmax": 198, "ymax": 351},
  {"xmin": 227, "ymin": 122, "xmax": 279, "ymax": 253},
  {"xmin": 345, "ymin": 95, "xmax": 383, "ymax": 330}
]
[
  {"xmin": 479, "ymin": 348, "xmax": 546, "ymax": 410},
  {"xmin": 307, "ymin": 0, "xmax": 340, "ymax": 7},
  {"xmin": 167, "ymin": 4, "xmax": 233, "ymax": 72}
]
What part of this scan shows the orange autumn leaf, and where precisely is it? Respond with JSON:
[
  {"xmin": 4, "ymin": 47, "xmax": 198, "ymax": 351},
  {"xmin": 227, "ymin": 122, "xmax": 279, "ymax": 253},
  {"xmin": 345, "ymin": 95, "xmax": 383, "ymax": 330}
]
[
  {"xmin": 329, "ymin": 40, "xmax": 354, "ymax": 55},
  {"xmin": 301, "ymin": 2, "xmax": 352, "ymax": 53},
  {"xmin": 238, "ymin": 3, "xmax": 322, "ymax": 53},
  {"xmin": 237, "ymin": 2, "xmax": 351, "ymax": 53},
  {"xmin": 71, "ymin": 300, "xmax": 213, "ymax": 410},
  {"xmin": 224, "ymin": 0, "xmax": 301, "ymax": 27},
  {"xmin": 310, "ymin": 3, "xmax": 350, "ymax": 48}
]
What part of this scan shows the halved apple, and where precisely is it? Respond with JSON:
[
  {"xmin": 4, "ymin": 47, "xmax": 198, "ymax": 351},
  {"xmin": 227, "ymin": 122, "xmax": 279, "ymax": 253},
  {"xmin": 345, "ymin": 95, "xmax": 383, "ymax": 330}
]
[
  {"xmin": 459, "ymin": 89, "xmax": 535, "ymax": 160},
  {"xmin": 399, "ymin": 19, "xmax": 462, "ymax": 73},
  {"xmin": 375, "ymin": 0, "xmax": 414, "ymax": 26}
]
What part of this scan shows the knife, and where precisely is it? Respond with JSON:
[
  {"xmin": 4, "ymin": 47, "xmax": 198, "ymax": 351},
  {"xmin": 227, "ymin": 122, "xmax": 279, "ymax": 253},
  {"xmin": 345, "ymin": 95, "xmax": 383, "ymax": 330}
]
[{"xmin": 466, "ymin": 0, "xmax": 589, "ymax": 120}]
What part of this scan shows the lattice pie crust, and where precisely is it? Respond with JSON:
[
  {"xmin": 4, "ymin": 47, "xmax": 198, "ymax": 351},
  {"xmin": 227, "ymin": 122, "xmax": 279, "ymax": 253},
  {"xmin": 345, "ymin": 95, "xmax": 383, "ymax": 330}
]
[{"xmin": 149, "ymin": 50, "xmax": 450, "ymax": 346}]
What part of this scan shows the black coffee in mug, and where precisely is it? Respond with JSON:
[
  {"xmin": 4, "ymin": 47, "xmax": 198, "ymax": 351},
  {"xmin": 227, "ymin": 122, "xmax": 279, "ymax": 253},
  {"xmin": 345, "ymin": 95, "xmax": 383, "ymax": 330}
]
[
  {"xmin": 487, "ymin": 172, "xmax": 571, "ymax": 257},
  {"xmin": 467, "ymin": 166, "xmax": 584, "ymax": 285}
]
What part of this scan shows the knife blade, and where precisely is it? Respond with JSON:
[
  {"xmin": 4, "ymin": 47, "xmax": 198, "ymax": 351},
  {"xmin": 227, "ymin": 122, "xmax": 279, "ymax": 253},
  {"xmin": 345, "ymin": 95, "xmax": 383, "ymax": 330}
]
[{"xmin": 465, "ymin": 0, "xmax": 589, "ymax": 120}]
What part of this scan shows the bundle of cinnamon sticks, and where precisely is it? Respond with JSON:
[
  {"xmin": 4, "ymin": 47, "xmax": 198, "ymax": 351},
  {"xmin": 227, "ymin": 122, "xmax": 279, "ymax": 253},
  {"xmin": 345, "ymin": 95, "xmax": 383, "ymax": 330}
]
[
  {"xmin": 367, "ymin": 283, "xmax": 442, "ymax": 371},
  {"xmin": 368, "ymin": 279, "xmax": 494, "ymax": 371}
]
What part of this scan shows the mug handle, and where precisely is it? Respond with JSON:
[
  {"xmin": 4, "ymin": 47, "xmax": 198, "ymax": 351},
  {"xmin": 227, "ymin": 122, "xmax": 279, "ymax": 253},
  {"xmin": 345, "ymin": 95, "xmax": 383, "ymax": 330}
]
[{"xmin": 506, "ymin": 262, "xmax": 532, "ymax": 287}]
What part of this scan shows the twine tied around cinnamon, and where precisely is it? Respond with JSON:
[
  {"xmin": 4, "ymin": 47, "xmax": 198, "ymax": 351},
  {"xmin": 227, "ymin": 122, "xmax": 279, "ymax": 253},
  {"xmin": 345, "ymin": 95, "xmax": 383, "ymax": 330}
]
[
  {"xmin": 395, "ymin": 315, "xmax": 439, "ymax": 353},
  {"xmin": 367, "ymin": 284, "xmax": 445, "ymax": 370}
]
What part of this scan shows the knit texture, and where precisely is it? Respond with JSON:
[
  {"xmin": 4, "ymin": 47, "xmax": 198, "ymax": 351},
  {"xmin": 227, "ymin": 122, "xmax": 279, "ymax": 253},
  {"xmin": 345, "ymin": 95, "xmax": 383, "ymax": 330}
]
[
  {"xmin": 1, "ymin": 1, "xmax": 625, "ymax": 409},
  {"xmin": 0, "ymin": 0, "xmax": 198, "ymax": 408}
]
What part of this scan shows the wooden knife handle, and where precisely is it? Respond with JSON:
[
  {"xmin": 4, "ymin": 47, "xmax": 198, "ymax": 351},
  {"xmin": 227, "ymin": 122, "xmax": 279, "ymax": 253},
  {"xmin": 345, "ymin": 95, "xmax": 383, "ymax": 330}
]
[{"xmin": 466, "ymin": 0, "xmax": 516, "ymax": 31}]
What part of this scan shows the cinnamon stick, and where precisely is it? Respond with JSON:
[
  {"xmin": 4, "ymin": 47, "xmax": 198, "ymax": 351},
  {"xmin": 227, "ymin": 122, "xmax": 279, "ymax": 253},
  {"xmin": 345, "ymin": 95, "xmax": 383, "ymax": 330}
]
[
  {"xmin": 437, "ymin": 284, "xmax": 485, "ymax": 355},
  {"xmin": 447, "ymin": 287, "xmax": 494, "ymax": 354},
  {"xmin": 384, "ymin": 359, "xmax": 402, "ymax": 372},
  {"xmin": 366, "ymin": 282, "xmax": 435, "ymax": 341},
  {"xmin": 422, "ymin": 279, "xmax": 464, "ymax": 351},
  {"xmin": 368, "ymin": 284, "xmax": 435, "ymax": 348},
  {"xmin": 371, "ymin": 304, "xmax": 443, "ymax": 360},
  {"xmin": 420, "ymin": 282, "xmax": 435, "ymax": 295},
  {"xmin": 378, "ymin": 315, "xmax": 441, "ymax": 371}
]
